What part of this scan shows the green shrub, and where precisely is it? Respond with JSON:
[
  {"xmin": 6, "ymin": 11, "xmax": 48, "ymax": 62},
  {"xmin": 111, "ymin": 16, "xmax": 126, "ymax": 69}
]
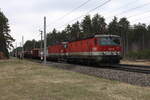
[{"xmin": 127, "ymin": 50, "xmax": 150, "ymax": 59}]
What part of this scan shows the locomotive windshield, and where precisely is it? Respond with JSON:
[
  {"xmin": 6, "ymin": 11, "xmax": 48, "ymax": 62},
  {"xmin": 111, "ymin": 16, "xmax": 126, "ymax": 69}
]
[{"xmin": 99, "ymin": 36, "xmax": 120, "ymax": 46}]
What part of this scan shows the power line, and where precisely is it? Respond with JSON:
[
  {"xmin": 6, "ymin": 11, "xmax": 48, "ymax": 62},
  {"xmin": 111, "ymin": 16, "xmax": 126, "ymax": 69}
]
[
  {"xmin": 119, "ymin": 3, "xmax": 150, "ymax": 24},
  {"xmin": 100, "ymin": 0, "xmax": 139, "ymax": 17},
  {"xmin": 106, "ymin": 1, "xmax": 150, "ymax": 19},
  {"xmin": 42, "ymin": 0, "xmax": 150, "ymax": 32},
  {"xmin": 54, "ymin": 0, "xmax": 111, "ymax": 30},
  {"xmin": 127, "ymin": 9, "xmax": 150, "ymax": 19},
  {"xmin": 87, "ymin": 0, "xmax": 110, "ymax": 13},
  {"xmin": 110, "ymin": 0, "xmax": 139, "ymax": 12},
  {"xmin": 45, "ymin": 0, "xmax": 93, "ymax": 29},
  {"xmin": 53, "ymin": 0, "xmax": 92, "ymax": 23},
  {"xmin": 118, "ymin": 2, "xmax": 150, "ymax": 16},
  {"xmin": 130, "ymin": 14, "xmax": 150, "ymax": 24},
  {"xmin": 99, "ymin": 1, "xmax": 150, "ymax": 25}
]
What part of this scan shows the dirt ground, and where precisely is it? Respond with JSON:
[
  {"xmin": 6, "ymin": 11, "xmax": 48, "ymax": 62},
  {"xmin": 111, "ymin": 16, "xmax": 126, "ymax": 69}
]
[{"xmin": 121, "ymin": 59, "xmax": 150, "ymax": 66}]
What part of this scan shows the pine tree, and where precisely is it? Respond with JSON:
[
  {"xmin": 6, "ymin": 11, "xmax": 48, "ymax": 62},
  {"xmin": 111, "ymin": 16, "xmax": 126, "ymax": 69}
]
[
  {"xmin": 92, "ymin": 14, "xmax": 106, "ymax": 34},
  {"xmin": 107, "ymin": 17, "xmax": 119, "ymax": 35},
  {"xmin": 0, "ymin": 11, "xmax": 14, "ymax": 58},
  {"xmin": 81, "ymin": 15, "xmax": 92, "ymax": 38},
  {"xmin": 133, "ymin": 23, "xmax": 147, "ymax": 50},
  {"xmin": 118, "ymin": 17, "xmax": 130, "ymax": 56},
  {"xmin": 71, "ymin": 21, "xmax": 81, "ymax": 41},
  {"xmin": 65, "ymin": 25, "xmax": 72, "ymax": 41}
]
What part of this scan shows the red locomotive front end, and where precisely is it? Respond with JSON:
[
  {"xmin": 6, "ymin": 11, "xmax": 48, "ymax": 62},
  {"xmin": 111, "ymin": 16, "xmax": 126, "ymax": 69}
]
[{"xmin": 93, "ymin": 35, "xmax": 122, "ymax": 63}]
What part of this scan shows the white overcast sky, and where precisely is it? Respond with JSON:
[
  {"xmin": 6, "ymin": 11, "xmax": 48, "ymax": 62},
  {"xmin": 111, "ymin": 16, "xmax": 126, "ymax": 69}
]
[{"xmin": 0, "ymin": 0, "xmax": 150, "ymax": 46}]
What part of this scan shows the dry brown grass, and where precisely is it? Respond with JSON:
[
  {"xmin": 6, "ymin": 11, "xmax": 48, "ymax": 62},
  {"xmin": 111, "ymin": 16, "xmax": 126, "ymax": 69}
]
[
  {"xmin": 121, "ymin": 60, "xmax": 150, "ymax": 66},
  {"xmin": 0, "ymin": 58, "xmax": 150, "ymax": 100}
]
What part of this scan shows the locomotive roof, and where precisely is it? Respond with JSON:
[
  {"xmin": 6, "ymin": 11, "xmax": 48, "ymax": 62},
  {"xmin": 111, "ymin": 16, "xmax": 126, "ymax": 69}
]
[
  {"xmin": 48, "ymin": 34, "xmax": 120, "ymax": 46},
  {"xmin": 95, "ymin": 35, "xmax": 120, "ymax": 38},
  {"xmin": 65, "ymin": 34, "xmax": 120, "ymax": 43}
]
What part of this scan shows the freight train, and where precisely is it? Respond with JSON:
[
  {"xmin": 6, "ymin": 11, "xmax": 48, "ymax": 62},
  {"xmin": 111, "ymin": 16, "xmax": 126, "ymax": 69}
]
[{"xmin": 23, "ymin": 35, "xmax": 122, "ymax": 64}]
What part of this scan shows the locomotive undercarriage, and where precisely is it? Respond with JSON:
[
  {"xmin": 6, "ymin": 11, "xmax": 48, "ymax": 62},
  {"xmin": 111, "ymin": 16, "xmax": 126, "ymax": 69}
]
[
  {"xmin": 46, "ymin": 52, "xmax": 121, "ymax": 65},
  {"xmin": 64, "ymin": 55, "xmax": 121, "ymax": 64}
]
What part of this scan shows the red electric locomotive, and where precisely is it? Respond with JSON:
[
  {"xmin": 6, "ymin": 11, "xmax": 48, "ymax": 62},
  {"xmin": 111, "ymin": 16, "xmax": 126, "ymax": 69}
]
[{"xmin": 47, "ymin": 35, "xmax": 122, "ymax": 64}]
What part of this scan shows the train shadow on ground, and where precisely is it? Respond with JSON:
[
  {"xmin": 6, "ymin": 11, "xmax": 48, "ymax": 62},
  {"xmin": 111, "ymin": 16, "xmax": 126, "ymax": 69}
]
[{"xmin": 56, "ymin": 61, "xmax": 150, "ymax": 74}]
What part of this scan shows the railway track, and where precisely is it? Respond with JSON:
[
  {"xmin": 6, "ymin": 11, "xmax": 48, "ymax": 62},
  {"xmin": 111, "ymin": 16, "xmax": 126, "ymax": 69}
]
[
  {"xmin": 32, "ymin": 59, "xmax": 150, "ymax": 74},
  {"xmin": 54, "ymin": 62, "xmax": 150, "ymax": 74},
  {"xmin": 108, "ymin": 64, "xmax": 150, "ymax": 74},
  {"xmin": 28, "ymin": 59, "xmax": 150, "ymax": 86}
]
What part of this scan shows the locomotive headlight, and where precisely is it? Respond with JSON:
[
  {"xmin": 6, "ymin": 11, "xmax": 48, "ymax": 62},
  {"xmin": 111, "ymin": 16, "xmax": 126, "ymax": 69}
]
[
  {"xmin": 117, "ymin": 52, "xmax": 120, "ymax": 55},
  {"xmin": 103, "ymin": 52, "xmax": 106, "ymax": 55},
  {"xmin": 112, "ymin": 52, "xmax": 116, "ymax": 55},
  {"xmin": 102, "ymin": 51, "xmax": 120, "ymax": 55},
  {"xmin": 111, "ymin": 52, "xmax": 114, "ymax": 55}
]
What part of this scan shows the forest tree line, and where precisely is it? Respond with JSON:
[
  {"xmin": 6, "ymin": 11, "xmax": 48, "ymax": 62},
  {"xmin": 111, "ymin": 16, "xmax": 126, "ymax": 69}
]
[
  {"xmin": 0, "ymin": 11, "xmax": 14, "ymax": 58},
  {"xmin": 23, "ymin": 14, "xmax": 150, "ymax": 58}
]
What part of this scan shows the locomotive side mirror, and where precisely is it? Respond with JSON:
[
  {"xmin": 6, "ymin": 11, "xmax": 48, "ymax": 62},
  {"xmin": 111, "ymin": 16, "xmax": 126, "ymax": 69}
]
[
  {"xmin": 62, "ymin": 42, "xmax": 68, "ymax": 49},
  {"xmin": 64, "ymin": 44, "xmax": 67, "ymax": 48}
]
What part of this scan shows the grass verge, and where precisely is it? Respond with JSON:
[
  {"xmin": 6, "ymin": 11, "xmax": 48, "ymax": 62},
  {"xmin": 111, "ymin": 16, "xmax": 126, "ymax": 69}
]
[{"xmin": 0, "ymin": 58, "xmax": 150, "ymax": 100}]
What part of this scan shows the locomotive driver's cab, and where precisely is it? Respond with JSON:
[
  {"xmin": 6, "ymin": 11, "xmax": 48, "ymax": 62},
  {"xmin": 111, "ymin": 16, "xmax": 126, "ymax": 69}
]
[
  {"xmin": 98, "ymin": 35, "xmax": 121, "ymax": 55},
  {"xmin": 95, "ymin": 35, "xmax": 122, "ymax": 63},
  {"xmin": 99, "ymin": 36, "xmax": 120, "ymax": 46},
  {"xmin": 95, "ymin": 35, "xmax": 121, "ymax": 46}
]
